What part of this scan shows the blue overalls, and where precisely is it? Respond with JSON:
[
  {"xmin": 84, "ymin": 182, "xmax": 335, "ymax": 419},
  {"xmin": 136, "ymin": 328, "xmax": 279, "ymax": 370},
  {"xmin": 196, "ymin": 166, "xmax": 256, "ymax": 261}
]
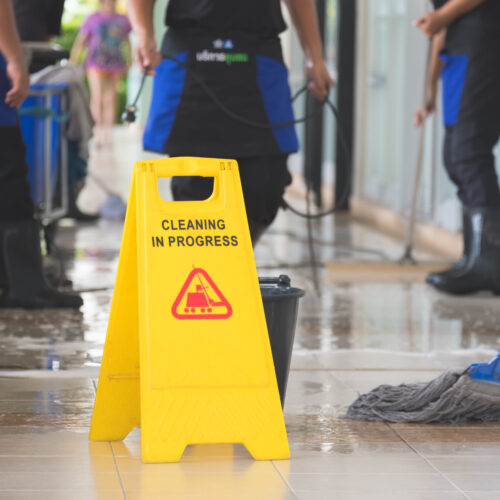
[
  {"xmin": 0, "ymin": 53, "xmax": 34, "ymax": 221},
  {"xmin": 438, "ymin": 0, "xmax": 500, "ymax": 208}
]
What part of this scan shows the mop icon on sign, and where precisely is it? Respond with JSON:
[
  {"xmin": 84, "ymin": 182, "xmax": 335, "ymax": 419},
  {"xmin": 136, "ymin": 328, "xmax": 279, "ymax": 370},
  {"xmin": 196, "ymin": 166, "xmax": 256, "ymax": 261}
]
[{"xmin": 172, "ymin": 266, "xmax": 232, "ymax": 320}]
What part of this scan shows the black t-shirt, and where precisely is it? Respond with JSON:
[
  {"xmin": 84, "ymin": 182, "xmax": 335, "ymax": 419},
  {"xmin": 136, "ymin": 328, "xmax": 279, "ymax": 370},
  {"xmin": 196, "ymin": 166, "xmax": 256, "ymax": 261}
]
[
  {"xmin": 165, "ymin": 0, "xmax": 286, "ymax": 37},
  {"xmin": 432, "ymin": 0, "xmax": 500, "ymax": 53},
  {"xmin": 13, "ymin": 0, "xmax": 65, "ymax": 41}
]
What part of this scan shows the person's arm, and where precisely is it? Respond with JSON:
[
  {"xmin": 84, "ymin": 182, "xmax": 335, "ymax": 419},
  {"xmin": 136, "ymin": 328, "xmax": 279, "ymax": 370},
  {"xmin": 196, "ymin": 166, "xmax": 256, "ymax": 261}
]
[
  {"xmin": 0, "ymin": 0, "xmax": 29, "ymax": 107},
  {"xmin": 127, "ymin": 0, "xmax": 161, "ymax": 73},
  {"xmin": 122, "ymin": 16, "xmax": 133, "ymax": 68},
  {"xmin": 70, "ymin": 32, "xmax": 88, "ymax": 64},
  {"xmin": 124, "ymin": 37, "xmax": 132, "ymax": 68},
  {"xmin": 283, "ymin": 0, "xmax": 334, "ymax": 100},
  {"xmin": 415, "ymin": 30, "xmax": 446, "ymax": 127},
  {"xmin": 415, "ymin": 0, "xmax": 487, "ymax": 38}
]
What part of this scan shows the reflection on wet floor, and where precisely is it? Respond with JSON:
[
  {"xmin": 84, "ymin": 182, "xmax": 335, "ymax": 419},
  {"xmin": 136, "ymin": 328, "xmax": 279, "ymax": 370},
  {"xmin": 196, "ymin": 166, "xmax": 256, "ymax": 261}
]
[
  {"xmin": 2, "ymin": 213, "xmax": 500, "ymax": 373},
  {"xmin": 1, "ymin": 129, "xmax": 500, "ymax": 499}
]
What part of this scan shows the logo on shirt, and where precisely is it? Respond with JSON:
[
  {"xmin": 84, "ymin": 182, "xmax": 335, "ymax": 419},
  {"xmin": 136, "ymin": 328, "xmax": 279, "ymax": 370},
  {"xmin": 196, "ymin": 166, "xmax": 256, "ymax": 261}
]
[
  {"xmin": 212, "ymin": 39, "xmax": 234, "ymax": 50},
  {"xmin": 196, "ymin": 50, "xmax": 248, "ymax": 65}
]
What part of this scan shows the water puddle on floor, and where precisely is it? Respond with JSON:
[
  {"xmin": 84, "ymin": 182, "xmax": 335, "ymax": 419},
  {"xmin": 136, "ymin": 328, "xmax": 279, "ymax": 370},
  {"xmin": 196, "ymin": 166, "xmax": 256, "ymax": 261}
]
[{"xmin": 1, "ymin": 215, "xmax": 500, "ymax": 373}]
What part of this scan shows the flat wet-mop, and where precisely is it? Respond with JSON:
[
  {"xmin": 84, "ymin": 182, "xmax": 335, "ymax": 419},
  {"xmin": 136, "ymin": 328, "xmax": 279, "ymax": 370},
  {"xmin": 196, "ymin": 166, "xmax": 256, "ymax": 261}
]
[{"xmin": 346, "ymin": 351, "xmax": 500, "ymax": 423}]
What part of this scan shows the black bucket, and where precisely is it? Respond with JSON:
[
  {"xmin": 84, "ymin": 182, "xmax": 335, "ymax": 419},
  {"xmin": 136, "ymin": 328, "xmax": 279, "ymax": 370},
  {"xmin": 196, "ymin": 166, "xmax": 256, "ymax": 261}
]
[{"xmin": 260, "ymin": 275, "xmax": 305, "ymax": 407}]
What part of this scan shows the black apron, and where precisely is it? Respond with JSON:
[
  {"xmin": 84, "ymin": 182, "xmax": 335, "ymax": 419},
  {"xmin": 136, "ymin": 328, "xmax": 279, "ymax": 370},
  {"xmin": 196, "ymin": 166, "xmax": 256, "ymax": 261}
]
[
  {"xmin": 143, "ymin": 28, "xmax": 298, "ymax": 158},
  {"xmin": 434, "ymin": 0, "xmax": 500, "ymax": 209},
  {"xmin": 437, "ymin": 0, "xmax": 500, "ymax": 126}
]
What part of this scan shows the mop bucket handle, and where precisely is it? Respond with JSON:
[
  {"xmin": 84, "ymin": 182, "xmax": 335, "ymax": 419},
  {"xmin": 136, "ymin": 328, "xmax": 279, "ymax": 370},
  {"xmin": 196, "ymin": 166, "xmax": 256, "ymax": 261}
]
[{"xmin": 259, "ymin": 276, "xmax": 291, "ymax": 288}]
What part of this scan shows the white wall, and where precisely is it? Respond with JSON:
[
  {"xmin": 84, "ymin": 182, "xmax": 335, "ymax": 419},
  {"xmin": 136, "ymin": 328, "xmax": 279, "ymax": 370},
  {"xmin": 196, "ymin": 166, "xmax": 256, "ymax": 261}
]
[{"xmin": 353, "ymin": 0, "xmax": 499, "ymax": 231}]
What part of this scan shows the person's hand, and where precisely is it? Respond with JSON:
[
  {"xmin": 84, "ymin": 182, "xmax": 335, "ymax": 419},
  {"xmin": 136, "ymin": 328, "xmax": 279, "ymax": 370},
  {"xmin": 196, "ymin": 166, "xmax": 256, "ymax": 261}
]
[
  {"xmin": 414, "ymin": 86, "xmax": 437, "ymax": 127},
  {"xmin": 134, "ymin": 34, "xmax": 161, "ymax": 74},
  {"xmin": 306, "ymin": 59, "xmax": 335, "ymax": 101},
  {"xmin": 414, "ymin": 10, "xmax": 447, "ymax": 38},
  {"xmin": 5, "ymin": 58, "xmax": 29, "ymax": 108}
]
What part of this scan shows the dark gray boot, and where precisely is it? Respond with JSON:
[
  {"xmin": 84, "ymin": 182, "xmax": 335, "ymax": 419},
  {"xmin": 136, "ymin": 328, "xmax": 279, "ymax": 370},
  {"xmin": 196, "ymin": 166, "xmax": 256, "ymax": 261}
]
[
  {"xmin": 426, "ymin": 209, "xmax": 471, "ymax": 287},
  {"xmin": 427, "ymin": 208, "xmax": 500, "ymax": 295},
  {"xmin": 0, "ymin": 220, "xmax": 83, "ymax": 309}
]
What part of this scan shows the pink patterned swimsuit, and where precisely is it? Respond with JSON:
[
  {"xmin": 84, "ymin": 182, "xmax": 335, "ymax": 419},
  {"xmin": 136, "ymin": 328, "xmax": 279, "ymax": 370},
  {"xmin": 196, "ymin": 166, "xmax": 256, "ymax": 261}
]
[{"xmin": 81, "ymin": 12, "xmax": 131, "ymax": 74}]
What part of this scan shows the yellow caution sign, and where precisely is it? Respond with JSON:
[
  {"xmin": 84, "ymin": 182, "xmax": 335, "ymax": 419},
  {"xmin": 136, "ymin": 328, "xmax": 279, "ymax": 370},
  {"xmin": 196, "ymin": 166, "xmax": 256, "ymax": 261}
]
[{"xmin": 89, "ymin": 157, "xmax": 289, "ymax": 462}]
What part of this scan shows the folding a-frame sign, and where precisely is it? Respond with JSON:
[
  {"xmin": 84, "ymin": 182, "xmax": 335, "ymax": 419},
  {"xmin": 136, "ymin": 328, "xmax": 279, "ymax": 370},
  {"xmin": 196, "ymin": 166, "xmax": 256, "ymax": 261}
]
[{"xmin": 89, "ymin": 157, "xmax": 289, "ymax": 462}]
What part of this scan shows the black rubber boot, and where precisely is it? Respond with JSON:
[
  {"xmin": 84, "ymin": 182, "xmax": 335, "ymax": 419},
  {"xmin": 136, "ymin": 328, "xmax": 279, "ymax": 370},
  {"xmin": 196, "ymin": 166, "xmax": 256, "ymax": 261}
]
[
  {"xmin": 427, "ymin": 208, "xmax": 500, "ymax": 295},
  {"xmin": 426, "ymin": 209, "xmax": 472, "ymax": 287},
  {"xmin": 0, "ymin": 220, "xmax": 83, "ymax": 309},
  {"xmin": 248, "ymin": 219, "xmax": 269, "ymax": 247}
]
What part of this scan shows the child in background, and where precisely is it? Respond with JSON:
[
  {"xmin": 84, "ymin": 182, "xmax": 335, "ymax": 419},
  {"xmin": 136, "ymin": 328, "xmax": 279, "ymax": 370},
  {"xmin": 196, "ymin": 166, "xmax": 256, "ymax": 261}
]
[{"xmin": 71, "ymin": 0, "xmax": 131, "ymax": 147}]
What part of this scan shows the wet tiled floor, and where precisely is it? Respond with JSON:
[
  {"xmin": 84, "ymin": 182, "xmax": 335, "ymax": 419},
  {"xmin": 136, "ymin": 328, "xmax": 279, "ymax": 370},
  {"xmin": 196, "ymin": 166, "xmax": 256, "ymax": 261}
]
[{"xmin": 1, "ymin": 128, "xmax": 500, "ymax": 499}]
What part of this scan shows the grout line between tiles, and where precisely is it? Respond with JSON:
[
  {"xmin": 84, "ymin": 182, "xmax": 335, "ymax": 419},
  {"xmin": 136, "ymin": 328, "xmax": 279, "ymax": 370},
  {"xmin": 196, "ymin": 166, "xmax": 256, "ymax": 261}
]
[
  {"xmin": 290, "ymin": 368, "xmax": 451, "ymax": 372},
  {"xmin": 110, "ymin": 441, "xmax": 128, "ymax": 500},
  {"xmin": 386, "ymin": 424, "xmax": 472, "ymax": 500},
  {"xmin": 271, "ymin": 460, "xmax": 299, "ymax": 499}
]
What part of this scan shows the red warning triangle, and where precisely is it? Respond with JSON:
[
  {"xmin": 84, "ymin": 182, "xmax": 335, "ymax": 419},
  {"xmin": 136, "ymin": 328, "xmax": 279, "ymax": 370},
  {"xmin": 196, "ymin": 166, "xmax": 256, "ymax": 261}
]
[{"xmin": 172, "ymin": 267, "xmax": 232, "ymax": 320}]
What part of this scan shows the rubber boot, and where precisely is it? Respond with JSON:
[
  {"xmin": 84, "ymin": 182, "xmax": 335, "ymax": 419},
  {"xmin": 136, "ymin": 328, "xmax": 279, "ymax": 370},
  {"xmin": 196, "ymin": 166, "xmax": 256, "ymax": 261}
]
[
  {"xmin": 427, "ymin": 208, "xmax": 500, "ymax": 295},
  {"xmin": 426, "ymin": 209, "xmax": 471, "ymax": 287},
  {"xmin": 0, "ymin": 220, "xmax": 83, "ymax": 309},
  {"xmin": 248, "ymin": 219, "xmax": 269, "ymax": 247},
  {"xmin": 0, "ymin": 242, "xmax": 72, "ymax": 289}
]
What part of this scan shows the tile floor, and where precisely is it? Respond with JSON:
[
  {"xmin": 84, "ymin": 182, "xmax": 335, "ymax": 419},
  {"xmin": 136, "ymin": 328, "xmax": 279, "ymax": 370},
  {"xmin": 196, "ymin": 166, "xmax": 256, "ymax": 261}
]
[{"xmin": 1, "ymin": 128, "xmax": 500, "ymax": 499}]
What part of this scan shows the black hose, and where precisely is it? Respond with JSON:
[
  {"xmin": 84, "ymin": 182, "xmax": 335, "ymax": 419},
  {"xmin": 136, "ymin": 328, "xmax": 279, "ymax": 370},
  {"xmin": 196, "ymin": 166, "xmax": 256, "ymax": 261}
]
[
  {"xmin": 162, "ymin": 55, "xmax": 352, "ymax": 217},
  {"xmin": 123, "ymin": 57, "xmax": 354, "ymax": 296}
]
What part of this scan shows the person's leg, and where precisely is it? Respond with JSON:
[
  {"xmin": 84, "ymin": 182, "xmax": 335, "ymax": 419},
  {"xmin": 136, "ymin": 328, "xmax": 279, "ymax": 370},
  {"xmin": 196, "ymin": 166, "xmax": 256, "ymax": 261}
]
[
  {"xmin": 427, "ymin": 116, "xmax": 500, "ymax": 294},
  {"xmin": 171, "ymin": 175, "xmax": 214, "ymax": 202},
  {"xmin": 103, "ymin": 72, "xmax": 120, "ymax": 126},
  {"xmin": 237, "ymin": 155, "xmax": 292, "ymax": 245},
  {"xmin": 0, "ymin": 126, "xmax": 34, "ymax": 222},
  {"xmin": 87, "ymin": 68, "xmax": 105, "ymax": 146},
  {"xmin": 427, "ymin": 126, "xmax": 472, "ymax": 287},
  {"xmin": 237, "ymin": 156, "xmax": 291, "ymax": 224},
  {"xmin": 170, "ymin": 156, "xmax": 291, "ymax": 245},
  {"xmin": 0, "ymin": 126, "xmax": 82, "ymax": 308},
  {"xmin": 102, "ymin": 72, "xmax": 120, "ymax": 145},
  {"xmin": 87, "ymin": 68, "xmax": 104, "ymax": 126},
  {"xmin": 447, "ymin": 120, "xmax": 500, "ymax": 209},
  {"xmin": 442, "ymin": 125, "xmax": 468, "ymax": 205}
]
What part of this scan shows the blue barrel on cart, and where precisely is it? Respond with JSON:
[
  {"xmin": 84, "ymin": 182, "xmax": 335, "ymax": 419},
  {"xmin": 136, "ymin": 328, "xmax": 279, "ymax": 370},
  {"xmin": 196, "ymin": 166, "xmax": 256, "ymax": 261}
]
[{"xmin": 19, "ymin": 83, "xmax": 68, "ymax": 205}]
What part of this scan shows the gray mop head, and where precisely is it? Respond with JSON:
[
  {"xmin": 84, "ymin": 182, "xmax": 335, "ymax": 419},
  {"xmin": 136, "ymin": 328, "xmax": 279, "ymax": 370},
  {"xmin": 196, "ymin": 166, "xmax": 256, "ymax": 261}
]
[{"xmin": 346, "ymin": 371, "xmax": 500, "ymax": 424}]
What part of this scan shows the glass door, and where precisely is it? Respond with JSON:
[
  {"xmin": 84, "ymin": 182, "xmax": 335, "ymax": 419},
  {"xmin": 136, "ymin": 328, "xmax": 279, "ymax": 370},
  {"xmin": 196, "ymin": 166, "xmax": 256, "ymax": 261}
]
[{"xmin": 354, "ymin": 0, "xmax": 462, "ymax": 230}]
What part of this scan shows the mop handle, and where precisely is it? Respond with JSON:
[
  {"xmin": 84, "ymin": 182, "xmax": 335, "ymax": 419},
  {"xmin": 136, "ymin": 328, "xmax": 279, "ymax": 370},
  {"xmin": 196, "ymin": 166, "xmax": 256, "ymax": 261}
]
[{"xmin": 403, "ymin": 40, "xmax": 434, "ymax": 252}]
